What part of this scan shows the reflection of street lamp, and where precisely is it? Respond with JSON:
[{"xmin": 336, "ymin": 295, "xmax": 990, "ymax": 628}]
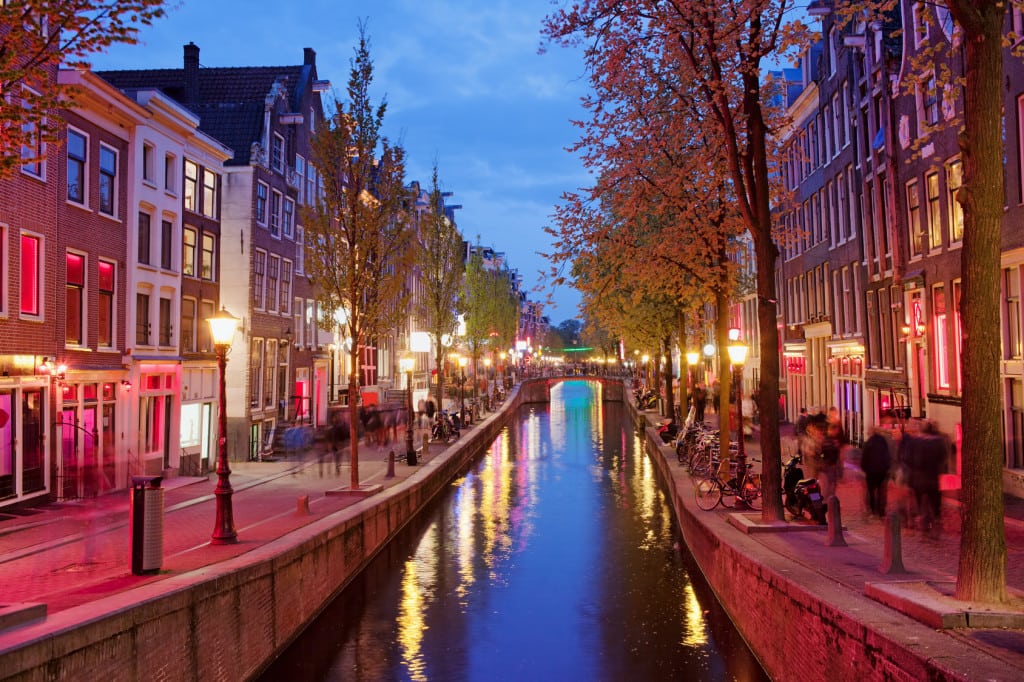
[
  {"xmin": 458, "ymin": 356, "xmax": 468, "ymax": 419},
  {"xmin": 727, "ymin": 340, "xmax": 749, "ymax": 466},
  {"xmin": 499, "ymin": 352, "xmax": 507, "ymax": 388},
  {"xmin": 400, "ymin": 356, "xmax": 415, "ymax": 464},
  {"xmin": 208, "ymin": 307, "xmax": 240, "ymax": 544}
]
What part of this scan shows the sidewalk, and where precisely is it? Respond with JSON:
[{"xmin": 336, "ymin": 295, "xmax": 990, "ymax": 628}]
[
  {"xmin": 663, "ymin": 410, "xmax": 1024, "ymax": 669},
  {"xmin": 0, "ymin": 437, "xmax": 438, "ymax": 624}
]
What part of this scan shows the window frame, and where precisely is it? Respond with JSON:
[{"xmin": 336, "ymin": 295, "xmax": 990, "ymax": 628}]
[
  {"xmin": 202, "ymin": 168, "xmax": 218, "ymax": 219},
  {"xmin": 253, "ymin": 249, "xmax": 267, "ymax": 310},
  {"xmin": 160, "ymin": 218, "xmax": 174, "ymax": 270},
  {"xmin": 136, "ymin": 291, "xmax": 151, "ymax": 346},
  {"xmin": 19, "ymin": 231, "xmax": 42, "ymax": 319},
  {"xmin": 256, "ymin": 181, "xmax": 269, "ymax": 225},
  {"xmin": 65, "ymin": 251, "xmax": 86, "ymax": 346},
  {"xmin": 184, "ymin": 160, "xmax": 199, "ymax": 212},
  {"xmin": 183, "ymin": 226, "xmax": 197, "ymax": 278},
  {"xmin": 201, "ymin": 233, "xmax": 215, "ymax": 281},
  {"xmin": 67, "ymin": 127, "xmax": 88, "ymax": 205},
  {"xmin": 137, "ymin": 211, "xmax": 152, "ymax": 265},
  {"xmin": 98, "ymin": 143, "xmax": 117, "ymax": 216},
  {"xmin": 98, "ymin": 259, "xmax": 115, "ymax": 348}
]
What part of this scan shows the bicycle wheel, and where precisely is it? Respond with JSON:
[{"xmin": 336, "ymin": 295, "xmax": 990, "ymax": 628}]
[
  {"xmin": 720, "ymin": 481, "xmax": 737, "ymax": 508},
  {"xmin": 695, "ymin": 478, "xmax": 722, "ymax": 510}
]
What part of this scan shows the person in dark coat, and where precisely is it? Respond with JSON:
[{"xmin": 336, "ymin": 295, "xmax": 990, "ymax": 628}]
[
  {"xmin": 860, "ymin": 426, "xmax": 893, "ymax": 518},
  {"xmin": 913, "ymin": 421, "xmax": 949, "ymax": 535}
]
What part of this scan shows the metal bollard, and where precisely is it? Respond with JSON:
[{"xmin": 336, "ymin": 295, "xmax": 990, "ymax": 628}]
[
  {"xmin": 386, "ymin": 450, "xmax": 396, "ymax": 478},
  {"xmin": 880, "ymin": 511, "xmax": 907, "ymax": 573},
  {"xmin": 422, "ymin": 433, "xmax": 429, "ymax": 456},
  {"xmin": 296, "ymin": 495, "xmax": 310, "ymax": 515},
  {"xmin": 825, "ymin": 495, "xmax": 847, "ymax": 547}
]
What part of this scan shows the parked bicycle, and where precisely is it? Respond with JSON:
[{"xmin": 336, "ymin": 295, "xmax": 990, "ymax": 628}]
[{"xmin": 695, "ymin": 457, "xmax": 762, "ymax": 511}]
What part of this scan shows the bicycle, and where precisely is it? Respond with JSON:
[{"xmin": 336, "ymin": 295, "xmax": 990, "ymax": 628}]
[{"xmin": 695, "ymin": 456, "xmax": 762, "ymax": 511}]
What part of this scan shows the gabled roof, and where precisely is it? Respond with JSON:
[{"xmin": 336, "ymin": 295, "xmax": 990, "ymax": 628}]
[{"xmin": 98, "ymin": 62, "xmax": 311, "ymax": 166}]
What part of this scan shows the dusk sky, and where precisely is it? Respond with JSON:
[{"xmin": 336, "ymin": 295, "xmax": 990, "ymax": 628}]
[{"xmin": 90, "ymin": 0, "xmax": 590, "ymax": 323}]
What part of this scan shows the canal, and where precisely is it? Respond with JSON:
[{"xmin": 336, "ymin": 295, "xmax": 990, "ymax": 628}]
[{"xmin": 262, "ymin": 380, "xmax": 768, "ymax": 681}]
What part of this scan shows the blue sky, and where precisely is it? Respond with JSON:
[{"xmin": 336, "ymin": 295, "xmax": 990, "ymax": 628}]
[{"xmin": 90, "ymin": 0, "xmax": 589, "ymax": 322}]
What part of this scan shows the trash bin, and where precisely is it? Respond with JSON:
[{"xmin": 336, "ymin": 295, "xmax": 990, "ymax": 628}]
[{"xmin": 129, "ymin": 475, "xmax": 164, "ymax": 575}]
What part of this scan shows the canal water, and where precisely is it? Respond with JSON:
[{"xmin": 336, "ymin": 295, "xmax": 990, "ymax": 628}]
[{"xmin": 262, "ymin": 380, "xmax": 768, "ymax": 681}]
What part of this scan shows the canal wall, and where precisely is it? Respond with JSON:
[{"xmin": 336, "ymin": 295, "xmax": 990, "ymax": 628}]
[
  {"xmin": 1, "ymin": 391, "xmax": 525, "ymax": 682},
  {"xmin": 632, "ymin": 404, "xmax": 980, "ymax": 682}
]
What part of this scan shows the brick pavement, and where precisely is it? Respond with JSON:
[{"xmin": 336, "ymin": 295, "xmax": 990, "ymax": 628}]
[{"xmin": 0, "ymin": 439, "xmax": 440, "ymax": 616}]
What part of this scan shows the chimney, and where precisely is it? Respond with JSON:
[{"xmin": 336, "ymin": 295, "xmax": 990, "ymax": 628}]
[
  {"xmin": 303, "ymin": 47, "xmax": 316, "ymax": 66},
  {"xmin": 184, "ymin": 42, "xmax": 199, "ymax": 104}
]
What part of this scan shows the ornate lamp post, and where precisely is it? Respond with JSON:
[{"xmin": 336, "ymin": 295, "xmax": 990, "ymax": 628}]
[
  {"xmin": 483, "ymin": 357, "xmax": 492, "ymax": 407},
  {"xmin": 726, "ymin": 339, "xmax": 749, "ymax": 467},
  {"xmin": 458, "ymin": 355, "xmax": 468, "ymax": 420},
  {"xmin": 400, "ymin": 356, "xmax": 415, "ymax": 465},
  {"xmin": 208, "ymin": 307, "xmax": 240, "ymax": 545}
]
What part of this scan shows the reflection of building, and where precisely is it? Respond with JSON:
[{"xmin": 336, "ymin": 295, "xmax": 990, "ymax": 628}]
[{"xmin": 100, "ymin": 44, "xmax": 329, "ymax": 462}]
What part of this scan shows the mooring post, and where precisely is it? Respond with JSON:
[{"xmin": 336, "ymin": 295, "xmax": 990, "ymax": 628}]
[
  {"xmin": 386, "ymin": 450, "xmax": 395, "ymax": 478},
  {"xmin": 296, "ymin": 495, "xmax": 310, "ymax": 515},
  {"xmin": 826, "ymin": 495, "xmax": 847, "ymax": 547},
  {"xmin": 880, "ymin": 511, "xmax": 907, "ymax": 573}
]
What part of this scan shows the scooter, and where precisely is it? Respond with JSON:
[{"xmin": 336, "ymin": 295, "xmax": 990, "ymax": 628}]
[
  {"xmin": 783, "ymin": 455, "xmax": 827, "ymax": 524},
  {"xmin": 657, "ymin": 420, "xmax": 680, "ymax": 444}
]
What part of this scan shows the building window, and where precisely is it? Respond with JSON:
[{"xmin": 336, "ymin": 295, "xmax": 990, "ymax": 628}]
[
  {"xmin": 20, "ymin": 233, "xmax": 41, "ymax": 317},
  {"xmin": 272, "ymin": 133, "xmax": 284, "ymax": 173},
  {"xmin": 183, "ymin": 227, "xmax": 197, "ymax": 277},
  {"xmin": 198, "ymin": 299, "xmax": 214, "ymax": 353},
  {"xmin": 295, "ymin": 155, "xmax": 305, "ymax": 204},
  {"xmin": 21, "ymin": 87, "xmax": 44, "ymax": 177},
  {"xmin": 254, "ymin": 250, "xmax": 266, "ymax": 309},
  {"xmin": 99, "ymin": 145, "xmax": 117, "ymax": 215},
  {"xmin": 202, "ymin": 168, "xmax": 217, "ymax": 218},
  {"xmin": 201, "ymin": 233, "xmax": 215, "ymax": 280},
  {"xmin": 98, "ymin": 260, "xmax": 115, "ymax": 348},
  {"xmin": 947, "ymin": 159, "xmax": 964, "ymax": 243},
  {"xmin": 906, "ymin": 180, "xmax": 923, "ymax": 257},
  {"xmin": 159, "ymin": 296, "xmax": 172, "ymax": 346},
  {"xmin": 250, "ymin": 338, "xmax": 264, "ymax": 408},
  {"xmin": 270, "ymin": 190, "xmax": 282, "ymax": 237},
  {"xmin": 181, "ymin": 297, "xmax": 196, "ymax": 353},
  {"xmin": 267, "ymin": 255, "xmax": 280, "ymax": 312},
  {"xmin": 954, "ymin": 280, "xmax": 963, "ymax": 390},
  {"xmin": 164, "ymin": 153, "xmax": 176, "ymax": 193},
  {"xmin": 184, "ymin": 160, "xmax": 198, "ymax": 212},
  {"xmin": 934, "ymin": 285, "xmax": 949, "ymax": 389},
  {"xmin": 256, "ymin": 182, "xmax": 268, "ymax": 225},
  {"xmin": 142, "ymin": 142, "xmax": 155, "ymax": 183},
  {"xmin": 136, "ymin": 292, "xmax": 150, "ymax": 345},
  {"xmin": 67, "ymin": 129, "xmax": 87, "ymax": 204},
  {"xmin": 926, "ymin": 172, "xmax": 941, "ymax": 250},
  {"xmin": 281, "ymin": 260, "xmax": 292, "ymax": 314},
  {"xmin": 1007, "ymin": 267, "xmax": 1022, "ymax": 360},
  {"xmin": 264, "ymin": 339, "xmax": 277, "ymax": 408},
  {"xmin": 138, "ymin": 211, "xmax": 151, "ymax": 265},
  {"xmin": 283, "ymin": 197, "xmax": 295, "ymax": 238},
  {"xmin": 306, "ymin": 164, "xmax": 316, "ymax": 207},
  {"xmin": 66, "ymin": 252, "xmax": 85, "ymax": 345},
  {"xmin": 161, "ymin": 219, "xmax": 173, "ymax": 270}
]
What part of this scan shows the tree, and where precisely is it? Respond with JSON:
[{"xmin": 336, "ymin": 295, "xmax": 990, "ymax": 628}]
[
  {"xmin": 301, "ymin": 26, "xmax": 413, "ymax": 491},
  {"xmin": 414, "ymin": 165, "xmax": 464, "ymax": 413},
  {"xmin": 546, "ymin": 0, "xmax": 806, "ymax": 521},
  {"xmin": 463, "ymin": 243, "xmax": 519, "ymax": 396},
  {"xmin": 944, "ymin": 0, "xmax": 1008, "ymax": 603},
  {"xmin": 0, "ymin": 0, "xmax": 166, "ymax": 177}
]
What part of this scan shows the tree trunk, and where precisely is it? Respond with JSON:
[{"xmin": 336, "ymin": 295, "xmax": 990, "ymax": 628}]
[
  {"xmin": 716, "ymin": 289, "xmax": 731, "ymax": 449},
  {"xmin": 952, "ymin": 0, "xmax": 1007, "ymax": 604},
  {"xmin": 663, "ymin": 334, "xmax": 675, "ymax": 420},
  {"xmin": 348, "ymin": 352, "xmax": 361, "ymax": 491},
  {"xmin": 744, "ymin": 67, "xmax": 784, "ymax": 522}
]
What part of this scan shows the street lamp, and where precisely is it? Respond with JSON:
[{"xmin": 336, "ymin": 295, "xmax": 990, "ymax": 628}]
[
  {"xmin": 483, "ymin": 357, "xmax": 492, "ymax": 407},
  {"xmin": 458, "ymin": 355, "xmax": 468, "ymax": 422},
  {"xmin": 726, "ymin": 340, "xmax": 749, "ymax": 467},
  {"xmin": 208, "ymin": 307, "xmax": 240, "ymax": 545},
  {"xmin": 400, "ymin": 356, "xmax": 415, "ymax": 465},
  {"xmin": 686, "ymin": 350, "xmax": 700, "ymax": 416}
]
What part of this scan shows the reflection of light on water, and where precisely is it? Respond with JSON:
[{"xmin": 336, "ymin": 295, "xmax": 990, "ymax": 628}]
[
  {"xmin": 682, "ymin": 583, "xmax": 709, "ymax": 646},
  {"xmin": 398, "ymin": 524, "xmax": 440, "ymax": 681}
]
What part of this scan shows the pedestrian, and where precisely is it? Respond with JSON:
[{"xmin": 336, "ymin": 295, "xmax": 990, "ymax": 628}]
[
  {"xmin": 816, "ymin": 414, "xmax": 841, "ymax": 502},
  {"xmin": 795, "ymin": 407, "xmax": 809, "ymax": 437},
  {"xmin": 912, "ymin": 420, "xmax": 949, "ymax": 536},
  {"xmin": 859, "ymin": 420, "xmax": 894, "ymax": 519},
  {"xmin": 425, "ymin": 397, "xmax": 436, "ymax": 420},
  {"xmin": 693, "ymin": 384, "xmax": 707, "ymax": 423},
  {"xmin": 799, "ymin": 413, "xmax": 824, "ymax": 482}
]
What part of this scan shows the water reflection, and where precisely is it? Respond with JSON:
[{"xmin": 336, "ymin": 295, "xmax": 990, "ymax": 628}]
[{"xmin": 263, "ymin": 380, "xmax": 766, "ymax": 682}]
